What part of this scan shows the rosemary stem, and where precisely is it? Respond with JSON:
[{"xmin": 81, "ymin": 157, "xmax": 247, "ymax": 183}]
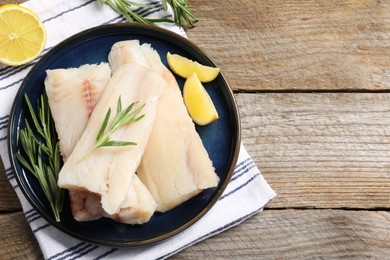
[{"xmin": 77, "ymin": 97, "xmax": 144, "ymax": 162}]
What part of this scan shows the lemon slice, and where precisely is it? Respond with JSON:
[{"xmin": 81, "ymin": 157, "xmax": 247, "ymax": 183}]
[
  {"xmin": 0, "ymin": 4, "xmax": 46, "ymax": 66},
  {"xmin": 167, "ymin": 52, "xmax": 220, "ymax": 83},
  {"xmin": 183, "ymin": 73, "xmax": 219, "ymax": 125}
]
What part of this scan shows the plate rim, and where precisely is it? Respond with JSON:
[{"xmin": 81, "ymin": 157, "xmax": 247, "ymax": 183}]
[{"xmin": 7, "ymin": 23, "xmax": 241, "ymax": 247}]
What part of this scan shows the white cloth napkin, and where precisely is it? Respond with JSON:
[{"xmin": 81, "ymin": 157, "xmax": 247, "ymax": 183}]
[{"xmin": 0, "ymin": 0, "xmax": 276, "ymax": 259}]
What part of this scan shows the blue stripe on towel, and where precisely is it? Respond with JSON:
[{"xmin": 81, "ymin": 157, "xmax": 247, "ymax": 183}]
[
  {"xmin": 0, "ymin": 78, "xmax": 23, "ymax": 91},
  {"xmin": 0, "ymin": 62, "xmax": 35, "ymax": 81},
  {"xmin": 231, "ymin": 164, "xmax": 256, "ymax": 182},
  {"xmin": 32, "ymin": 223, "xmax": 51, "ymax": 233},
  {"xmin": 25, "ymin": 211, "xmax": 40, "ymax": 222},
  {"xmin": 156, "ymin": 205, "xmax": 262, "ymax": 260},
  {"xmin": 67, "ymin": 245, "xmax": 99, "ymax": 260},
  {"xmin": 0, "ymin": 118, "xmax": 8, "ymax": 128},
  {"xmin": 0, "ymin": 115, "xmax": 9, "ymax": 122},
  {"xmin": 232, "ymin": 160, "xmax": 255, "ymax": 178},
  {"xmin": 0, "ymin": 0, "xmax": 162, "ymax": 79},
  {"xmin": 0, "ymin": 46, "xmax": 50, "ymax": 77},
  {"xmin": 24, "ymin": 208, "xmax": 36, "ymax": 217},
  {"xmin": 0, "ymin": 124, "xmax": 9, "ymax": 132},
  {"xmin": 56, "ymin": 243, "xmax": 96, "ymax": 260},
  {"xmin": 102, "ymin": 15, "xmax": 123, "ymax": 25},
  {"xmin": 220, "ymin": 173, "xmax": 260, "ymax": 201},
  {"xmin": 0, "ymin": 6, "xmax": 164, "ymax": 93},
  {"xmin": 93, "ymin": 248, "xmax": 118, "ymax": 260},
  {"xmin": 5, "ymin": 167, "xmax": 12, "ymax": 175},
  {"xmin": 6, "ymin": 169, "xmax": 15, "ymax": 180},
  {"xmin": 42, "ymin": 0, "xmax": 96, "ymax": 23},
  {"xmin": 27, "ymin": 215, "xmax": 43, "ymax": 224},
  {"xmin": 29, "ymin": 157, "xmax": 257, "ymax": 254},
  {"xmin": 47, "ymin": 242, "xmax": 86, "ymax": 260}
]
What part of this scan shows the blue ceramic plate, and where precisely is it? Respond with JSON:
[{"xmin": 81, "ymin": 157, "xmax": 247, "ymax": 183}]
[{"xmin": 8, "ymin": 24, "xmax": 240, "ymax": 247}]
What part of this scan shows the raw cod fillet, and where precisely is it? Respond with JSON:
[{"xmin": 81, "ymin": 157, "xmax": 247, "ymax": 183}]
[
  {"xmin": 57, "ymin": 63, "xmax": 165, "ymax": 215},
  {"xmin": 109, "ymin": 40, "xmax": 220, "ymax": 212},
  {"xmin": 45, "ymin": 63, "xmax": 111, "ymax": 161},
  {"xmin": 45, "ymin": 63, "xmax": 158, "ymax": 224},
  {"xmin": 70, "ymin": 175, "xmax": 157, "ymax": 224}
]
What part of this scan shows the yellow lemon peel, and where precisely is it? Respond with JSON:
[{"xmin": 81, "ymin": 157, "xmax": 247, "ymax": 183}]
[
  {"xmin": 0, "ymin": 4, "xmax": 46, "ymax": 66},
  {"xmin": 183, "ymin": 73, "xmax": 219, "ymax": 126},
  {"xmin": 167, "ymin": 52, "xmax": 220, "ymax": 82}
]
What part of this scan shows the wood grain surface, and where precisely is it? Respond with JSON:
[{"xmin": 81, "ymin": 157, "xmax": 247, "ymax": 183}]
[
  {"xmin": 0, "ymin": 210, "xmax": 388, "ymax": 259},
  {"xmin": 237, "ymin": 93, "xmax": 390, "ymax": 209},
  {"xmin": 0, "ymin": 0, "xmax": 389, "ymax": 259},
  {"xmin": 186, "ymin": 0, "xmax": 390, "ymax": 91},
  {"xmin": 0, "ymin": 160, "xmax": 20, "ymax": 211},
  {"xmin": 170, "ymin": 210, "xmax": 390, "ymax": 259},
  {"xmin": 0, "ymin": 212, "xmax": 42, "ymax": 260}
]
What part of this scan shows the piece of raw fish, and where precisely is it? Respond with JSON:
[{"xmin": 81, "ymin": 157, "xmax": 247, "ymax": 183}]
[
  {"xmin": 45, "ymin": 63, "xmax": 111, "ymax": 161},
  {"xmin": 109, "ymin": 41, "xmax": 219, "ymax": 212},
  {"xmin": 70, "ymin": 175, "xmax": 157, "ymax": 224},
  {"xmin": 45, "ymin": 63, "xmax": 158, "ymax": 224},
  {"xmin": 57, "ymin": 63, "xmax": 165, "ymax": 215}
]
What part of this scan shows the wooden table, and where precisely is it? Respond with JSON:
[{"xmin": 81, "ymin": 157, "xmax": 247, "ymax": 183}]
[{"xmin": 0, "ymin": 0, "xmax": 389, "ymax": 258}]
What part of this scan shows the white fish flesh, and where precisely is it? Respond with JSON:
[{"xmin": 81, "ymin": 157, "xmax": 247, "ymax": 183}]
[
  {"xmin": 109, "ymin": 40, "xmax": 219, "ymax": 212},
  {"xmin": 45, "ymin": 63, "xmax": 111, "ymax": 161},
  {"xmin": 45, "ymin": 63, "xmax": 158, "ymax": 224},
  {"xmin": 57, "ymin": 63, "xmax": 165, "ymax": 215},
  {"xmin": 70, "ymin": 175, "xmax": 157, "ymax": 224}
]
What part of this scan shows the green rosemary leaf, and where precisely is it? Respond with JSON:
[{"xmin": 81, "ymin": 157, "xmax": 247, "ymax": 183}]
[
  {"xmin": 25, "ymin": 94, "xmax": 44, "ymax": 137},
  {"xmin": 162, "ymin": 0, "xmax": 197, "ymax": 28},
  {"xmin": 34, "ymin": 162, "xmax": 50, "ymax": 201},
  {"xmin": 110, "ymin": 102, "xmax": 137, "ymax": 131},
  {"xmin": 19, "ymin": 124, "xmax": 38, "ymax": 177},
  {"xmin": 97, "ymin": 107, "xmax": 111, "ymax": 143},
  {"xmin": 111, "ymin": 100, "xmax": 135, "ymax": 131},
  {"xmin": 101, "ymin": 140, "xmax": 137, "ymax": 147},
  {"xmin": 117, "ymin": 95, "xmax": 122, "ymax": 113},
  {"xmin": 40, "ymin": 143, "xmax": 51, "ymax": 157},
  {"xmin": 17, "ymin": 94, "xmax": 64, "ymax": 222},
  {"xmin": 46, "ymin": 166, "xmax": 58, "ymax": 199},
  {"xmin": 79, "ymin": 97, "xmax": 145, "ymax": 161},
  {"xmin": 16, "ymin": 153, "xmax": 35, "ymax": 176},
  {"xmin": 161, "ymin": 0, "xmax": 168, "ymax": 10},
  {"xmin": 98, "ymin": 0, "xmax": 196, "ymax": 28},
  {"xmin": 127, "ymin": 102, "xmax": 145, "ymax": 118},
  {"xmin": 53, "ymin": 142, "xmax": 61, "ymax": 178}
]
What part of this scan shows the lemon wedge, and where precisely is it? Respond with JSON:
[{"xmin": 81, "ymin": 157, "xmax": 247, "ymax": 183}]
[
  {"xmin": 183, "ymin": 73, "xmax": 219, "ymax": 125},
  {"xmin": 167, "ymin": 52, "xmax": 220, "ymax": 83},
  {"xmin": 0, "ymin": 4, "xmax": 46, "ymax": 66}
]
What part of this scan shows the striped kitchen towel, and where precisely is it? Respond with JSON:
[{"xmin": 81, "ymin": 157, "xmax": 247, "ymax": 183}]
[{"xmin": 0, "ymin": 0, "xmax": 276, "ymax": 259}]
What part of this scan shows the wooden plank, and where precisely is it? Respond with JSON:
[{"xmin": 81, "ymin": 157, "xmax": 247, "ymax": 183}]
[
  {"xmin": 171, "ymin": 209, "xmax": 390, "ymax": 259},
  {"xmin": 186, "ymin": 0, "xmax": 390, "ymax": 91},
  {"xmin": 0, "ymin": 210, "xmax": 387, "ymax": 259},
  {"xmin": 1, "ymin": 0, "xmax": 389, "ymax": 91},
  {"xmin": 237, "ymin": 93, "xmax": 390, "ymax": 209},
  {"xmin": 0, "ymin": 160, "xmax": 21, "ymax": 211},
  {"xmin": 0, "ymin": 212, "xmax": 42, "ymax": 260}
]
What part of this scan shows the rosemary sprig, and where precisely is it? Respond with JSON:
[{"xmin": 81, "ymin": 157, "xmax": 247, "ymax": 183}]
[
  {"xmin": 98, "ymin": 0, "xmax": 172, "ymax": 25},
  {"xmin": 162, "ymin": 0, "xmax": 197, "ymax": 28},
  {"xmin": 16, "ymin": 94, "xmax": 64, "ymax": 222},
  {"xmin": 98, "ymin": 0, "xmax": 197, "ymax": 28},
  {"xmin": 79, "ymin": 96, "xmax": 145, "ymax": 161}
]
